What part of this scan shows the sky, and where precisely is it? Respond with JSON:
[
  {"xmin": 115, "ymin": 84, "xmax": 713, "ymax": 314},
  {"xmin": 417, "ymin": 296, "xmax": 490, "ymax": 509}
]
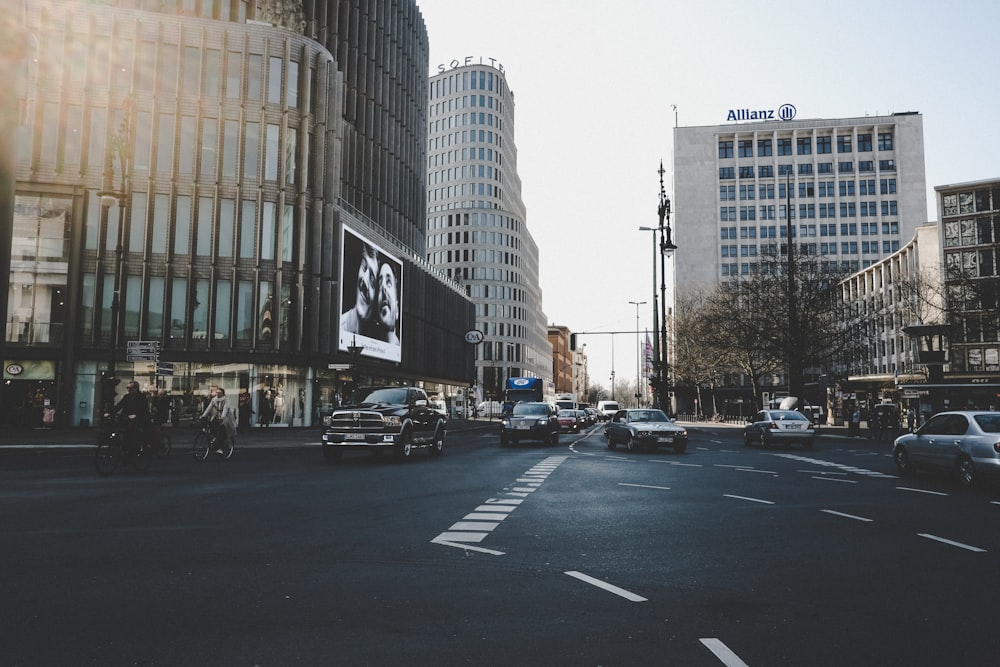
[{"xmin": 415, "ymin": 0, "xmax": 1000, "ymax": 391}]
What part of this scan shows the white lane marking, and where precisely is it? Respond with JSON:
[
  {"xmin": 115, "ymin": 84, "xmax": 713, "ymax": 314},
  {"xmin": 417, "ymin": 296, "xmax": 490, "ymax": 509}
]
[
  {"xmin": 736, "ymin": 468, "xmax": 778, "ymax": 475},
  {"xmin": 897, "ymin": 487, "xmax": 948, "ymax": 496},
  {"xmin": 812, "ymin": 476, "xmax": 857, "ymax": 484},
  {"xmin": 700, "ymin": 638, "xmax": 750, "ymax": 667},
  {"xmin": 431, "ymin": 456, "xmax": 567, "ymax": 553},
  {"xmin": 715, "ymin": 464, "xmax": 753, "ymax": 469},
  {"xmin": 724, "ymin": 494, "xmax": 774, "ymax": 505},
  {"xmin": 918, "ymin": 533, "xmax": 986, "ymax": 553},
  {"xmin": 774, "ymin": 453, "xmax": 896, "ymax": 478},
  {"xmin": 564, "ymin": 571, "xmax": 647, "ymax": 602},
  {"xmin": 821, "ymin": 509, "xmax": 874, "ymax": 522},
  {"xmin": 799, "ymin": 469, "xmax": 848, "ymax": 475},
  {"xmin": 619, "ymin": 483, "xmax": 670, "ymax": 491}
]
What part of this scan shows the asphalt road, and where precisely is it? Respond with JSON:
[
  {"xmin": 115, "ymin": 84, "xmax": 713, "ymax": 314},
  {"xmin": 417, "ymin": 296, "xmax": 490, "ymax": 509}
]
[{"xmin": 3, "ymin": 423, "xmax": 999, "ymax": 666}]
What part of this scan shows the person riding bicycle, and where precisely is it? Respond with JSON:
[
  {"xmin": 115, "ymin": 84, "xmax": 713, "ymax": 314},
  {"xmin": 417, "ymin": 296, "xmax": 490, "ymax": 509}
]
[
  {"xmin": 113, "ymin": 381, "xmax": 152, "ymax": 452},
  {"xmin": 201, "ymin": 387, "xmax": 237, "ymax": 451}
]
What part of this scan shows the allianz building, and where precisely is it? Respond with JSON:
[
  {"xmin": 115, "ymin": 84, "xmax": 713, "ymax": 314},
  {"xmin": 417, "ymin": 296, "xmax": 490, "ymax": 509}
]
[{"xmin": 3, "ymin": 1, "xmax": 473, "ymax": 429}]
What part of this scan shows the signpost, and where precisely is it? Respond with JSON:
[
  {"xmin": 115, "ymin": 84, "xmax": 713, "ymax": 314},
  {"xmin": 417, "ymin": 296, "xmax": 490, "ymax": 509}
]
[{"xmin": 126, "ymin": 340, "xmax": 159, "ymax": 362}]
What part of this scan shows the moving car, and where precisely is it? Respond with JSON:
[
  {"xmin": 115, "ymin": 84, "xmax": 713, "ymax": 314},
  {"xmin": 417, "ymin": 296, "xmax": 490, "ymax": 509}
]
[
  {"xmin": 596, "ymin": 400, "xmax": 620, "ymax": 421},
  {"xmin": 501, "ymin": 402, "xmax": 560, "ymax": 447},
  {"xmin": 892, "ymin": 411, "xmax": 1000, "ymax": 487},
  {"xmin": 605, "ymin": 408, "xmax": 687, "ymax": 453},
  {"xmin": 556, "ymin": 409, "xmax": 581, "ymax": 433},
  {"xmin": 743, "ymin": 409, "xmax": 815, "ymax": 449},
  {"xmin": 321, "ymin": 386, "xmax": 447, "ymax": 462}
]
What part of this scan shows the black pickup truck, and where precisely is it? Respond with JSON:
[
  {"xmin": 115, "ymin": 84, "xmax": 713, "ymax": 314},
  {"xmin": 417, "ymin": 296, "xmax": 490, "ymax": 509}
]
[{"xmin": 321, "ymin": 386, "xmax": 447, "ymax": 462}]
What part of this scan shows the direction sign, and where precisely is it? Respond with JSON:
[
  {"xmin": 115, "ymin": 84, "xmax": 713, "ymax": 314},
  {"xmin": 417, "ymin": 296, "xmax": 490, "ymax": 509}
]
[{"xmin": 126, "ymin": 340, "xmax": 160, "ymax": 361}]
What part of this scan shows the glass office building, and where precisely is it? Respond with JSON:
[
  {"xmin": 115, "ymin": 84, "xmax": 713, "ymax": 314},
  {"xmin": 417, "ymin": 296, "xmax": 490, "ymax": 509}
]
[{"xmin": 3, "ymin": 1, "xmax": 473, "ymax": 428}]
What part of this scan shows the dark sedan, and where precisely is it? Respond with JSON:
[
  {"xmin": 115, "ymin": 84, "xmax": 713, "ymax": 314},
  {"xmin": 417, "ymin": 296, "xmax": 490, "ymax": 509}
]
[
  {"xmin": 500, "ymin": 402, "xmax": 560, "ymax": 447},
  {"xmin": 605, "ymin": 409, "xmax": 687, "ymax": 453}
]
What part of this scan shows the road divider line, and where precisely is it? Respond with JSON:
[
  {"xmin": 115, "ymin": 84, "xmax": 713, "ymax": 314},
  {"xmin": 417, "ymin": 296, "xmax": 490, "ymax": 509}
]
[
  {"xmin": 918, "ymin": 533, "xmax": 986, "ymax": 553},
  {"xmin": 700, "ymin": 638, "xmax": 749, "ymax": 667},
  {"xmin": 564, "ymin": 571, "xmax": 646, "ymax": 602},
  {"xmin": 619, "ymin": 483, "xmax": 670, "ymax": 491},
  {"xmin": 812, "ymin": 476, "xmax": 857, "ymax": 484},
  {"xmin": 897, "ymin": 487, "xmax": 948, "ymax": 496},
  {"xmin": 821, "ymin": 509, "xmax": 873, "ymax": 522},
  {"xmin": 724, "ymin": 494, "xmax": 774, "ymax": 505}
]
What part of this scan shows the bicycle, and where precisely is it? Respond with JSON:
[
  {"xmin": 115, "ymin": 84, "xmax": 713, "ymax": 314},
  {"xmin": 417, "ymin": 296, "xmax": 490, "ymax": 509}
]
[
  {"xmin": 193, "ymin": 417, "xmax": 235, "ymax": 461},
  {"xmin": 94, "ymin": 414, "xmax": 153, "ymax": 476}
]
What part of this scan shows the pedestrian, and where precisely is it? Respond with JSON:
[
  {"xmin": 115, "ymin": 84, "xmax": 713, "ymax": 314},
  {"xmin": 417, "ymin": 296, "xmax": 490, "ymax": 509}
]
[
  {"xmin": 238, "ymin": 388, "xmax": 253, "ymax": 433},
  {"xmin": 906, "ymin": 407, "xmax": 916, "ymax": 432},
  {"xmin": 850, "ymin": 406, "xmax": 861, "ymax": 436}
]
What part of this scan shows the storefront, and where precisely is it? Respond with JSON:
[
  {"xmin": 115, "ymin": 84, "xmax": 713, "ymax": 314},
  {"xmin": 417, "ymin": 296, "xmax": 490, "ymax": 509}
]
[{"xmin": 2, "ymin": 360, "xmax": 57, "ymax": 428}]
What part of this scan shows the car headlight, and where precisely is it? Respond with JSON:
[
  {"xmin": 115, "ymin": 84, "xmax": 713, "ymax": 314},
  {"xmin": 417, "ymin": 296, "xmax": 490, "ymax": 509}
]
[
  {"xmin": 383, "ymin": 415, "xmax": 402, "ymax": 427},
  {"xmin": 536, "ymin": 418, "xmax": 549, "ymax": 426}
]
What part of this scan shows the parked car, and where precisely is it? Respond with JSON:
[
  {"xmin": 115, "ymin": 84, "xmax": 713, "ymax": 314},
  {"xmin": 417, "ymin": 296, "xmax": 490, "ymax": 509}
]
[
  {"xmin": 743, "ymin": 409, "xmax": 815, "ymax": 449},
  {"xmin": 556, "ymin": 409, "xmax": 581, "ymax": 433},
  {"xmin": 605, "ymin": 408, "xmax": 688, "ymax": 453},
  {"xmin": 584, "ymin": 408, "xmax": 599, "ymax": 425},
  {"xmin": 892, "ymin": 411, "xmax": 1000, "ymax": 487},
  {"xmin": 501, "ymin": 402, "xmax": 560, "ymax": 447}
]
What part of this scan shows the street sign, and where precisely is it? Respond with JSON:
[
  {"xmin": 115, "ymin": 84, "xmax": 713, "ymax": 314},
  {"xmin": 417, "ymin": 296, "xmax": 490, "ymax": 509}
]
[
  {"xmin": 126, "ymin": 340, "xmax": 159, "ymax": 361},
  {"xmin": 155, "ymin": 362, "xmax": 173, "ymax": 376}
]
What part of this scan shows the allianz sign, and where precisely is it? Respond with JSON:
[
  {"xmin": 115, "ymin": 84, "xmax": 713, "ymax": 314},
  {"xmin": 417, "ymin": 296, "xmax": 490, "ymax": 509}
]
[{"xmin": 726, "ymin": 104, "xmax": 797, "ymax": 122}]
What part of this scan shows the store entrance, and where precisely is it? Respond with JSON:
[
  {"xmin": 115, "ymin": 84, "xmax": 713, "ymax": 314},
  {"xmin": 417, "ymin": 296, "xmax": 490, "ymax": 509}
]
[{"xmin": 1, "ymin": 379, "xmax": 56, "ymax": 429}]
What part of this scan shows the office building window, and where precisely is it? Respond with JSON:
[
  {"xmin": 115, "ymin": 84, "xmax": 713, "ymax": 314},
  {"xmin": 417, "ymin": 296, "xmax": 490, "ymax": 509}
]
[
  {"xmin": 816, "ymin": 136, "xmax": 832, "ymax": 154},
  {"xmin": 758, "ymin": 139, "xmax": 772, "ymax": 156},
  {"xmin": 879, "ymin": 159, "xmax": 896, "ymax": 171},
  {"xmin": 758, "ymin": 165, "xmax": 773, "ymax": 178},
  {"xmin": 837, "ymin": 136, "xmax": 852, "ymax": 153},
  {"xmin": 858, "ymin": 161, "xmax": 874, "ymax": 173},
  {"xmin": 878, "ymin": 132, "xmax": 893, "ymax": 150},
  {"xmin": 838, "ymin": 161, "xmax": 854, "ymax": 174},
  {"xmin": 738, "ymin": 140, "xmax": 753, "ymax": 158},
  {"xmin": 796, "ymin": 137, "xmax": 812, "ymax": 155},
  {"xmin": 719, "ymin": 167, "xmax": 735, "ymax": 179},
  {"xmin": 777, "ymin": 138, "xmax": 792, "ymax": 156},
  {"xmin": 739, "ymin": 166, "xmax": 755, "ymax": 178},
  {"xmin": 759, "ymin": 184, "xmax": 775, "ymax": 200},
  {"xmin": 720, "ymin": 185, "xmax": 735, "ymax": 201},
  {"xmin": 880, "ymin": 178, "xmax": 897, "ymax": 194},
  {"xmin": 798, "ymin": 163, "xmax": 813, "ymax": 176},
  {"xmin": 818, "ymin": 162, "xmax": 833, "ymax": 174},
  {"xmin": 881, "ymin": 200, "xmax": 898, "ymax": 216},
  {"xmin": 857, "ymin": 133, "xmax": 873, "ymax": 152},
  {"xmin": 719, "ymin": 140, "xmax": 733, "ymax": 158}
]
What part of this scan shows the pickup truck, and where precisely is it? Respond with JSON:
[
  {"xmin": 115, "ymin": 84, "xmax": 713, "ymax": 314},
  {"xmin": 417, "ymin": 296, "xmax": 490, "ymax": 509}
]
[{"xmin": 321, "ymin": 386, "xmax": 447, "ymax": 462}]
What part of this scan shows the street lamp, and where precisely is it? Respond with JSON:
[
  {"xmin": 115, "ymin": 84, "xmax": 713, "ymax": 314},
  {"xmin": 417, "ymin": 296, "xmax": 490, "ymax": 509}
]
[
  {"xmin": 97, "ymin": 96, "xmax": 134, "ymax": 408},
  {"xmin": 629, "ymin": 300, "xmax": 646, "ymax": 407},
  {"xmin": 657, "ymin": 161, "xmax": 677, "ymax": 414}
]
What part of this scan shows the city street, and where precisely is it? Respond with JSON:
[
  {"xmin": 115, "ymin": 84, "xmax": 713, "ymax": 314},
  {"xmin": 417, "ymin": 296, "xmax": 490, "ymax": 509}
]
[{"xmin": 3, "ymin": 423, "xmax": 1000, "ymax": 665}]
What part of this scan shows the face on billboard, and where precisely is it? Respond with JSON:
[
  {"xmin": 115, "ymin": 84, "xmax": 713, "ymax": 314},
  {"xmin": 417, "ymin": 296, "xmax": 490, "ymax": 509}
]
[{"xmin": 339, "ymin": 227, "xmax": 402, "ymax": 362}]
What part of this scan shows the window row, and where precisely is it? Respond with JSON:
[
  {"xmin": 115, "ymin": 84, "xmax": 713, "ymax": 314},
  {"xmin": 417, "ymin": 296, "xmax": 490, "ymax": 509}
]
[
  {"xmin": 722, "ymin": 132, "xmax": 893, "ymax": 159},
  {"xmin": 430, "ymin": 68, "xmax": 505, "ymax": 99},
  {"xmin": 720, "ymin": 221, "xmax": 900, "ymax": 239},
  {"xmin": 721, "ymin": 179, "xmax": 897, "ymax": 200},
  {"xmin": 722, "ymin": 259, "xmax": 867, "ymax": 276},
  {"xmin": 430, "ymin": 93, "xmax": 503, "ymax": 119},
  {"xmin": 428, "ymin": 129, "xmax": 502, "ymax": 152},
  {"xmin": 428, "ymin": 111, "xmax": 502, "ymax": 136},
  {"xmin": 720, "ymin": 240, "xmax": 899, "ymax": 257},
  {"xmin": 720, "ymin": 201, "xmax": 898, "ymax": 221},
  {"xmin": 943, "ymin": 217, "xmax": 999, "ymax": 248},
  {"xmin": 720, "ymin": 161, "xmax": 896, "ymax": 179}
]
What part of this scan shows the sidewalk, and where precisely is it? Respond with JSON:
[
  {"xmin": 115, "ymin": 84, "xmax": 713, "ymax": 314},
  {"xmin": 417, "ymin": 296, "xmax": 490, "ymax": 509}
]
[{"xmin": 0, "ymin": 417, "xmax": 500, "ymax": 450}]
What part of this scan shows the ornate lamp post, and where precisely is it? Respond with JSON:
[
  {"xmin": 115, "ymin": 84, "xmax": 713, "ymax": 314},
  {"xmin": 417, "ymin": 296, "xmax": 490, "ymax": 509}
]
[{"xmin": 657, "ymin": 161, "xmax": 677, "ymax": 414}]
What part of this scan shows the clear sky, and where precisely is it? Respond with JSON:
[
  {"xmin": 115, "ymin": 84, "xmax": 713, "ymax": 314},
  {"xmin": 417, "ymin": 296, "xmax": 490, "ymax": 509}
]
[{"xmin": 415, "ymin": 0, "xmax": 1000, "ymax": 392}]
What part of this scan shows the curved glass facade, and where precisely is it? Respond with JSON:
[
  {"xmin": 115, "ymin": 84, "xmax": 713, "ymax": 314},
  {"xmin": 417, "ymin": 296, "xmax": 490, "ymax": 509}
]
[{"xmin": 4, "ymin": 1, "xmax": 474, "ymax": 428}]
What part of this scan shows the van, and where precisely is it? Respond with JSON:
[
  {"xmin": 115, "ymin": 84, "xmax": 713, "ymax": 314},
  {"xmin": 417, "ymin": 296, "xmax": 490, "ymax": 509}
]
[{"xmin": 596, "ymin": 400, "xmax": 621, "ymax": 421}]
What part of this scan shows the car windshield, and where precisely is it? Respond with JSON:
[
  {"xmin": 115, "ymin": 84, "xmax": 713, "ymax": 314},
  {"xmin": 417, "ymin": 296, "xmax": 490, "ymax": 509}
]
[
  {"xmin": 770, "ymin": 411, "xmax": 808, "ymax": 421},
  {"xmin": 627, "ymin": 410, "xmax": 669, "ymax": 423},
  {"xmin": 354, "ymin": 387, "xmax": 408, "ymax": 404},
  {"xmin": 973, "ymin": 413, "xmax": 1000, "ymax": 433},
  {"xmin": 557, "ymin": 410, "xmax": 575, "ymax": 417},
  {"xmin": 513, "ymin": 403, "xmax": 548, "ymax": 416}
]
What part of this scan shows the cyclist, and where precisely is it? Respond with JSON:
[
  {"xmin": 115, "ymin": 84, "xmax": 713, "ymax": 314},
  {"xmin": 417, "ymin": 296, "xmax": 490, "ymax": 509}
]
[
  {"xmin": 113, "ymin": 381, "xmax": 151, "ymax": 453},
  {"xmin": 201, "ymin": 387, "xmax": 236, "ymax": 452}
]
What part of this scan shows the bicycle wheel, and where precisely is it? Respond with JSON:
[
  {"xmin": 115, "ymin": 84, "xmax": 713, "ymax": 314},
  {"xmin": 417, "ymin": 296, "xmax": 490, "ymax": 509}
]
[
  {"xmin": 156, "ymin": 431, "xmax": 172, "ymax": 458},
  {"xmin": 220, "ymin": 435, "xmax": 235, "ymax": 460},
  {"xmin": 193, "ymin": 431, "xmax": 212, "ymax": 461},
  {"xmin": 95, "ymin": 443, "xmax": 120, "ymax": 476}
]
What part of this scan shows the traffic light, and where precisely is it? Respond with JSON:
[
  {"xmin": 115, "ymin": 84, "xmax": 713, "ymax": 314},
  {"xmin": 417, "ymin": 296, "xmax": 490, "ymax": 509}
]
[{"xmin": 570, "ymin": 333, "xmax": 577, "ymax": 350}]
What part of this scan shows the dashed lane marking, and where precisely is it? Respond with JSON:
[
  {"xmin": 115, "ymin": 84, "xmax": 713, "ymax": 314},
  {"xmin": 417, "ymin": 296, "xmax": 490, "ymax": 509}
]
[{"xmin": 431, "ymin": 456, "xmax": 568, "ymax": 555}]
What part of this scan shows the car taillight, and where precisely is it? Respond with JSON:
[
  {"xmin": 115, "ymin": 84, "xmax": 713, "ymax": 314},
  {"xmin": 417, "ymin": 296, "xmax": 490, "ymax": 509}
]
[
  {"xmin": 767, "ymin": 422, "xmax": 779, "ymax": 430},
  {"xmin": 993, "ymin": 441, "xmax": 1000, "ymax": 454}
]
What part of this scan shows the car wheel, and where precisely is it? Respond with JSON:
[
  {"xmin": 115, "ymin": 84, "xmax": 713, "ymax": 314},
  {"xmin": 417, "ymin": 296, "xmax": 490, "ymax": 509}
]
[
  {"xmin": 430, "ymin": 425, "xmax": 445, "ymax": 456},
  {"xmin": 322, "ymin": 445, "xmax": 342, "ymax": 463},
  {"xmin": 893, "ymin": 446, "xmax": 913, "ymax": 476},
  {"xmin": 742, "ymin": 432, "xmax": 752, "ymax": 447},
  {"xmin": 395, "ymin": 430, "xmax": 413, "ymax": 460},
  {"xmin": 957, "ymin": 455, "xmax": 976, "ymax": 488},
  {"xmin": 757, "ymin": 433, "xmax": 767, "ymax": 448},
  {"xmin": 626, "ymin": 435, "xmax": 637, "ymax": 452}
]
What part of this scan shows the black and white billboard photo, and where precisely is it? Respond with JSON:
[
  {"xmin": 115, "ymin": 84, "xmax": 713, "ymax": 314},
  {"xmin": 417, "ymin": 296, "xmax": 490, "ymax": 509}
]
[{"xmin": 339, "ymin": 226, "xmax": 402, "ymax": 363}]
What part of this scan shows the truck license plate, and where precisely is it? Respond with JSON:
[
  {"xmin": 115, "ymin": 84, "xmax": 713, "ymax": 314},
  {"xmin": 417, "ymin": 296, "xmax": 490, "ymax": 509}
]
[
  {"xmin": 657, "ymin": 436, "xmax": 673, "ymax": 443},
  {"xmin": 344, "ymin": 433, "xmax": 365, "ymax": 441}
]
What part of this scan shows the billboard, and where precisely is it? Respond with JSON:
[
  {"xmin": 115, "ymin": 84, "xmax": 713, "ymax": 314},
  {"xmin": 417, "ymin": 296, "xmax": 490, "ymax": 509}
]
[{"xmin": 339, "ymin": 226, "xmax": 402, "ymax": 362}]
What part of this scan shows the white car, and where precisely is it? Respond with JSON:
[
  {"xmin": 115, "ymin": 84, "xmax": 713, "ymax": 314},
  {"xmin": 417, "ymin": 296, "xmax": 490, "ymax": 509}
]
[{"xmin": 596, "ymin": 400, "xmax": 620, "ymax": 421}]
